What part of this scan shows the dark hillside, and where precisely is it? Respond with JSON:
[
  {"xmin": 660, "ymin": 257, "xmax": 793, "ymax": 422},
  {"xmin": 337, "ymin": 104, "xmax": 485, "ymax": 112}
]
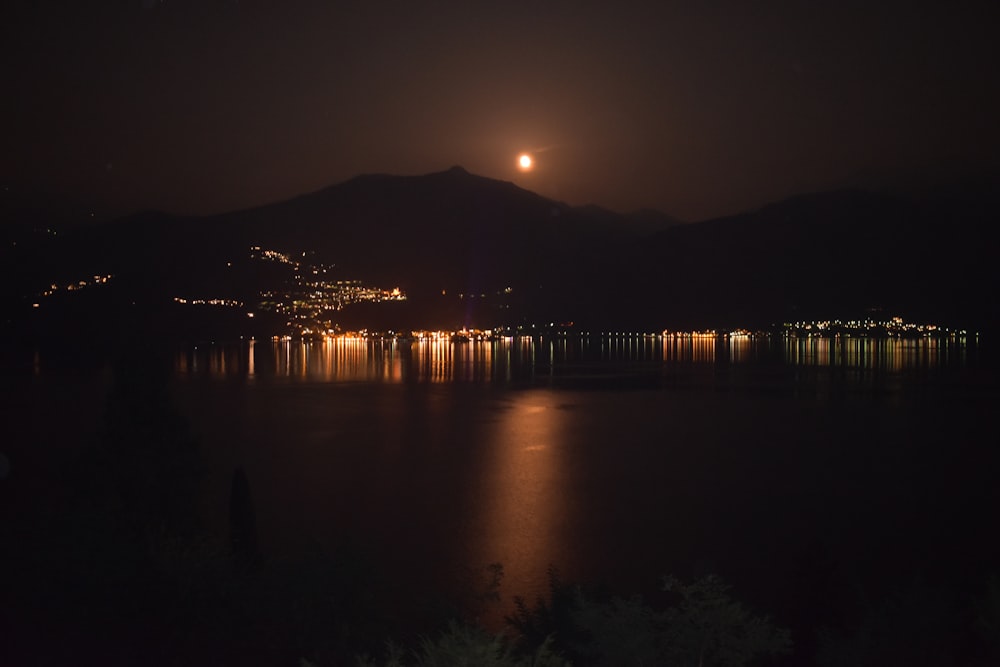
[{"xmin": 4, "ymin": 172, "xmax": 996, "ymax": 343}]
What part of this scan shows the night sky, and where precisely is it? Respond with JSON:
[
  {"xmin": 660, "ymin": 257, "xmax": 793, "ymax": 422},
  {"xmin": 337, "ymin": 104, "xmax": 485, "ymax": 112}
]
[{"xmin": 4, "ymin": 0, "xmax": 998, "ymax": 222}]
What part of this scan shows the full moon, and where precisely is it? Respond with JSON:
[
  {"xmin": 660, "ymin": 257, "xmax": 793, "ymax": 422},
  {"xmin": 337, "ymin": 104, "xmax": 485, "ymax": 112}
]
[{"xmin": 517, "ymin": 153, "xmax": 533, "ymax": 171}]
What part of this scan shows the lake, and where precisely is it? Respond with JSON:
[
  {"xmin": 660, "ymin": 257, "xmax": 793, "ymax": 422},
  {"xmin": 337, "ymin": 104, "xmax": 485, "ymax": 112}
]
[
  {"xmin": 4, "ymin": 332, "xmax": 998, "ymax": 663},
  {"xmin": 171, "ymin": 335, "xmax": 996, "ymax": 615}
]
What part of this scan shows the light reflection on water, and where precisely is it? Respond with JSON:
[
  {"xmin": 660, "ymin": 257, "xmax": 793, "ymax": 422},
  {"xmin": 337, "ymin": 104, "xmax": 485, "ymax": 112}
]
[
  {"xmin": 784, "ymin": 335, "xmax": 967, "ymax": 370},
  {"xmin": 174, "ymin": 333, "xmax": 975, "ymax": 381},
  {"xmin": 162, "ymin": 331, "xmax": 994, "ymax": 631},
  {"xmin": 6, "ymin": 330, "xmax": 993, "ymax": 642},
  {"xmin": 469, "ymin": 391, "xmax": 569, "ymax": 611}
]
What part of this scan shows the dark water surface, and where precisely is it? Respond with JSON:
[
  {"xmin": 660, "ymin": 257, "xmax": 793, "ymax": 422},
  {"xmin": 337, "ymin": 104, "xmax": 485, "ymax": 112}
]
[
  {"xmin": 4, "ymin": 333, "xmax": 998, "ymax": 660},
  {"xmin": 169, "ymin": 336, "xmax": 998, "ymax": 621}
]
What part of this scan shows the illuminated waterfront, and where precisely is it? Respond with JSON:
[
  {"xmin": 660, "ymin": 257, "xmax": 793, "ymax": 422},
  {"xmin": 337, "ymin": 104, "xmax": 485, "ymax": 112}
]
[{"xmin": 174, "ymin": 331, "xmax": 977, "ymax": 382}]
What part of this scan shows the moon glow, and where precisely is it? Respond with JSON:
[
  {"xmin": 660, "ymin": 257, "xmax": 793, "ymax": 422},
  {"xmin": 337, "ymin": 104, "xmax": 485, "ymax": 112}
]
[{"xmin": 517, "ymin": 153, "xmax": 533, "ymax": 171}]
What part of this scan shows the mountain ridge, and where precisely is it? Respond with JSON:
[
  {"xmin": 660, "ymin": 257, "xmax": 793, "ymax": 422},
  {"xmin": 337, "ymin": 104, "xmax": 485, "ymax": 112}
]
[{"xmin": 5, "ymin": 168, "xmax": 997, "ymax": 345}]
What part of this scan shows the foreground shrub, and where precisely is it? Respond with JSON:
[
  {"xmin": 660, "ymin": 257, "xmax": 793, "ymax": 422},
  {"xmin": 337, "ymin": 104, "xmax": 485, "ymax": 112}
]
[{"xmin": 352, "ymin": 619, "xmax": 569, "ymax": 667}]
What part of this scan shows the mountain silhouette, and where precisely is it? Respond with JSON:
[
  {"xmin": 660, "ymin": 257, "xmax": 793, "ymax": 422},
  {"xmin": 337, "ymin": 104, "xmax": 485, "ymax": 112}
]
[
  {"xmin": 631, "ymin": 188, "xmax": 998, "ymax": 331},
  {"xmin": 5, "ymin": 169, "xmax": 997, "ymax": 346}
]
